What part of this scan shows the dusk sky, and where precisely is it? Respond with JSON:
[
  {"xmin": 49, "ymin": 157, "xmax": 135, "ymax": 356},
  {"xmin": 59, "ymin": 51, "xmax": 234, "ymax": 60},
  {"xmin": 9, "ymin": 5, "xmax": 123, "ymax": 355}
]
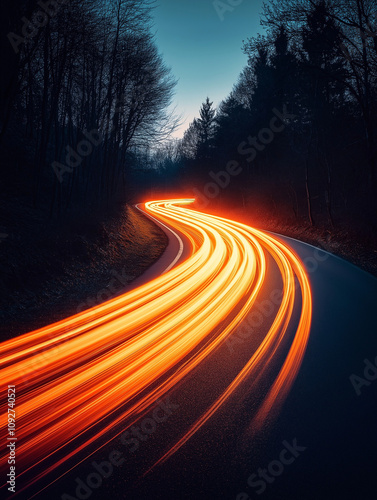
[{"xmin": 153, "ymin": 0, "xmax": 265, "ymax": 138}]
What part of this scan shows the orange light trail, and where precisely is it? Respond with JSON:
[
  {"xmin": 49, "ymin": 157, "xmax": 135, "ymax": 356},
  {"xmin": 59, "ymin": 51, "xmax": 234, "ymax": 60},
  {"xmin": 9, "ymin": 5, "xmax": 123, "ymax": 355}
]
[{"xmin": 0, "ymin": 199, "xmax": 312, "ymax": 494}]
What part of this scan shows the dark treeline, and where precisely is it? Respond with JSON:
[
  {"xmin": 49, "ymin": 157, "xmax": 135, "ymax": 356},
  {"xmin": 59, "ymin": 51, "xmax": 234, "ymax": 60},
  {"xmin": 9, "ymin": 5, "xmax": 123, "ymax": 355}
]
[
  {"xmin": 175, "ymin": 0, "xmax": 377, "ymax": 234},
  {"xmin": 1, "ymin": 0, "xmax": 376, "ymax": 236},
  {"xmin": 0, "ymin": 0, "xmax": 177, "ymax": 218}
]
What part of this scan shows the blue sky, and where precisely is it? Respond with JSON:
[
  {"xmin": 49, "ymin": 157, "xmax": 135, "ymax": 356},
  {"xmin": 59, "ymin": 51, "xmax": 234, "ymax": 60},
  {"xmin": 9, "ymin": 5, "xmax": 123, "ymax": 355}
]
[{"xmin": 153, "ymin": 0, "xmax": 265, "ymax": 137}]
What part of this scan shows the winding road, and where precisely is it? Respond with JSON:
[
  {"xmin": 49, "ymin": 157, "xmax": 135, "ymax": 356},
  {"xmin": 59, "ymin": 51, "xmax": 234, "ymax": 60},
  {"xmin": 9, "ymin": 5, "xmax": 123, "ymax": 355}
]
[{"xmin": 1, "ymin": 200, "xmax": 376, "ymax": 500}]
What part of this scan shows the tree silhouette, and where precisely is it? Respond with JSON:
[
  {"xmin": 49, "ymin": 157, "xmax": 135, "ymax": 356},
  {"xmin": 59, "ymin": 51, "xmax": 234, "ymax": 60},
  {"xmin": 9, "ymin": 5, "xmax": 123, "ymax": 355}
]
[
  {"xmin": 178, "ymin": 0, "xmax": 376, "ymax": 237},
  {"xmin": 0, "ymin": 0, "xmax": 177, "ymax": 217},
  {"xmin": 196, "ymin": 97, "xmax": 216, "ymax": 162}
]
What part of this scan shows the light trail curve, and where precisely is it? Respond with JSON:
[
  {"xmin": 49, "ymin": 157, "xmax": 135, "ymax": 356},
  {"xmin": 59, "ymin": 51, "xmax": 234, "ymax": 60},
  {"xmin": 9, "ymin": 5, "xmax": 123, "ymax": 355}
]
[{"xmin": 0, "ymin": 199, "xmax": 312, "ymax": 497}]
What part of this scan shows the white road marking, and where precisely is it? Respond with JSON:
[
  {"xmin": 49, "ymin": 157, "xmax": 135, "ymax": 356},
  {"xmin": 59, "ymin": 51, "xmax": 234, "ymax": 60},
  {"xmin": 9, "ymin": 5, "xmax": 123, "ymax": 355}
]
[{"xmin": 134, "ymin": 204, "xmax": 184, "ymax": 274}]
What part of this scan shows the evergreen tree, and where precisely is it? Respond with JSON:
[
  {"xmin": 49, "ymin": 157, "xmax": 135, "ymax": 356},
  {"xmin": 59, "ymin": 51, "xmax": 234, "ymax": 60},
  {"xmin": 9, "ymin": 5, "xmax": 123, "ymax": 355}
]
[
  {"xmin": 196, "ymin": 97, "xmax": 216, "ymax": 161},
  {"xmin": 301, "ymin": 1, "xmax": 348, "ymax": 225}
]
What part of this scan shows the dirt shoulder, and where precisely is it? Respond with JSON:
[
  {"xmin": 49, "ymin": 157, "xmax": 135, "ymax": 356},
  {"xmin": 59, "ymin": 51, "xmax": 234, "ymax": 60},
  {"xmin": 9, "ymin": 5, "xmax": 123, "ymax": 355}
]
[
  {"xmin": 0, "ymin": 204, "xmax": 168, "ymax": 340},
  {"xmin": 192, "ymin": 203, "xmax": 377, "ymax": 279},
  {"xmin": 258, "ymin": 220, "xmax": 377, "ymax": 278}
]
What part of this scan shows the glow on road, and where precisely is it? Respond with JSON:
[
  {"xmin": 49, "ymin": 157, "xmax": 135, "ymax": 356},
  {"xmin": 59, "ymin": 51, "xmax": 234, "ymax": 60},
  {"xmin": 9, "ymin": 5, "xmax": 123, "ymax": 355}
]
[{"xmin": 0, "ymin": 199, "xmax": 312, "ymax": 494}]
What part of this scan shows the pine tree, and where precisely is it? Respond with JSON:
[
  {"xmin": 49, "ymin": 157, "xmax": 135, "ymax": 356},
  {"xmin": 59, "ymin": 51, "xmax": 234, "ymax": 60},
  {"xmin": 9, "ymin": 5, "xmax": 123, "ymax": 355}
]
[{"xmin": 196, "ymin": 97, "xmax": 216, "ymax": 161}]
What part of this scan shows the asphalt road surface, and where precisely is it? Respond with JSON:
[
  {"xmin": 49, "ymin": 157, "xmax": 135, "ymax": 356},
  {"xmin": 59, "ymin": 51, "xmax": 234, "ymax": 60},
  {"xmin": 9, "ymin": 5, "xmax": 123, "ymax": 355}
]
[{"xmin": 1, "ymin": 201, "xmax": 376, "ymax": 500}]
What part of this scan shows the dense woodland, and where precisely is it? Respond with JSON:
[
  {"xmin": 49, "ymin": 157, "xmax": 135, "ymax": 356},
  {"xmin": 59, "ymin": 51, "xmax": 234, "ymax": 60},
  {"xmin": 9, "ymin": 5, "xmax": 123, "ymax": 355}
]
[
  {"xmin": 0, "ymin": 0, "xmax": 177, "ymax": 218},
  {"xmin": 175, "ymin": 0, "xmax": 377, "ymax": 234},
  {"xmin": 1, "ymin": 0, "xmax": 376, "ymax": 237}
]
